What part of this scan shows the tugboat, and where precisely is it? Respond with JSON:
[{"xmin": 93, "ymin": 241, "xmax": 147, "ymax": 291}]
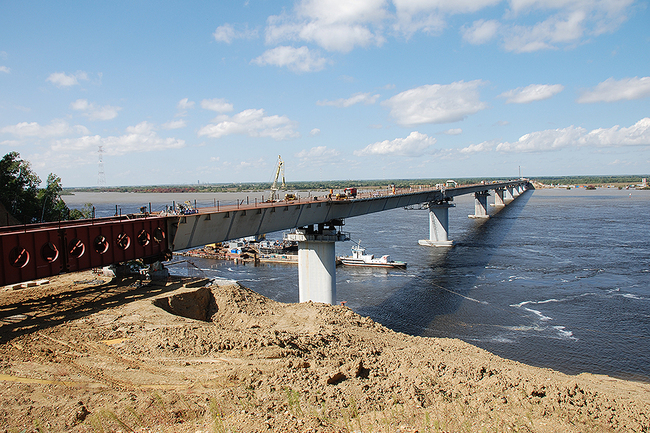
[{"xmin": 338, "ymin": 241, "xmax": 407, "ymax": 269}]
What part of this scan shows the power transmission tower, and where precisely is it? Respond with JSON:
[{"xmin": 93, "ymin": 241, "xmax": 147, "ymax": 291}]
[{"xmin": 97, "ymin": 145, "xmax": 106, "ymax": 186}]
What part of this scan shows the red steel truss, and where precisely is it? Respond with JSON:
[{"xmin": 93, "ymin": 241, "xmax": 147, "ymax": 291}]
[{"xmin": 0, "ymin": 215, "xmax": 171, "ymax": 287}]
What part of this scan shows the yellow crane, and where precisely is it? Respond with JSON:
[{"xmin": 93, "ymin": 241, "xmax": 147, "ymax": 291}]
[{"xmin": 270, "ymin": 155, "xmax": 286, "ymax": 201}]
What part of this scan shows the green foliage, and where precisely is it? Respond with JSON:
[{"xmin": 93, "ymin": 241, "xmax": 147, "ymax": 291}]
[
  {"xmin": 0, "ymin": 151, "xmax": 41, "ymax": 224},
  {"xmin": 65, "ymin": 174, "xmax": 648, "ymax": 194},
  {"xmin": 285, "ymin": 387, "xmax": 303, "ymax": 417},
  {"xmin": 534, "ymin": 175, "xmax": 646, "ymax": 185},
  {"xmin": 0, "ymin": 152, "xmax": 74, "ymax": 224},
  {"xmin": 38, "ymin": 173, "xmax": 70, "ymax": 222},
  {"xmin": 68, "ymin": 203, "xmax": 94, "ymax": 220}
]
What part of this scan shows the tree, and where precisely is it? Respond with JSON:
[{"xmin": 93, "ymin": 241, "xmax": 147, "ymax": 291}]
[
  {"xmin": 38, "ymin": 173, "xmax": 70, "ymax": 222},
  {"xmin": 0, "ymin": 151, "xmax": 41, "ymax": 224},
  {"xmin": 0, "ymin": 152, "xmax": 76, "ymax": 225},
  {"xmin": 69, "ymin": 203, "xmax": 94, "ymax": 220}
]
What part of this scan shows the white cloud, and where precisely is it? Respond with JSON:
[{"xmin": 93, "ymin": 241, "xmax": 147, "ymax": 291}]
[
  {"xmin": 393, "ymin": 0, "xmax": 500, "ymax": 36},
  {"xmin": 496, "ymin": 125, "xmax": 586, "ymax": 152},
  {"xmin": 70, "ymin": 99, "xmax": 121, "ymax": 120},
  {"xmin": 310, "ymin": 128, "xmax": 321, "ymax": 136},
  {"xmin": 495, "ymin": 117, "xmax": 650, "ymax": 152},
  {"xmin": 201, "ymin": 98, "xmax": 234, "ymax": 112},
  {"xmin": 394, "ymin": 0, "xmax": 501, "ymax": 15},
  {"xmin": 295, "ymin": 145, "xmax": 341, "ymax": 163},
  {"xmin": 176, "ymin": 98, "xmax": 195, "ymax": 117},
  {"xmin": 354, "ymin": 131, "xmax": 436, "ymax": 156},
  {"xmin": 382, "ymin": 80, "xmax": 487, "ymax": 126},
  {"xmin": 577, "ymin": 77, "xmax": 650, "ymax": 103},
  {"xmin": 177, "ymin": 98, "xmax": 195, "ymax": 110},
  {"xmin": 498, "ymin": 84, "xmax": 564, "ymax": 104},
  {"xmin": 46, "ymin": 71, "xmax": 89, "ymax": 87},
  {"xmin": 0, "ymin": 66, "xmax": 10, "ymax": 74},
  {"xmin": 51, "ymin": 121, "xmax": 186, "ymax": 156},
  {"xmin": 460, "ymin": 141, "xmax": 493, "ymax": 154},
  {"xmin": 213, "ymin": 23, "xmax": 258, "ymax": 43},
  {"xmin": 252, "ymin": 46, "xmax": 328, "ymax": 72},
  {"xmin": 461, "ymin": 19, "xmax": 500, "ymax": 44},
  {"xmin": 257, "ymin": 0, "xmax": 633, "ymax": 55},
  {"xmin": 1, "ymin": 120, "xmax": 89, "ymax": 138},
  {"xmin": 442, "ymin": 128, "xmax": 462, "ymax": 135},
  {"xmin": 507, "ymin": 0, "xmax": 633, "ymax": 19},
  {"xmin": 317, "ymin": 92, "xmax": 380, "ymax": 107},
  {"xmin": 579, "ymin": 118, "xmax": 650, "ymax": 147},
  {"xmin": 265, "ymin": 0, "xmax": 387, "ymax": 52},
  {"xmin": 1, "ymin": 139, "xmax": 21, "ymax": 147},
  {"xmin": 161, "ymin": 119, "xmax": 186, "ymax": 129},
  {"xmin": 500, "ymin": 0, "xmax": 635, "ymax": 53},
  {"xmin": 213, "ymin": 24, "xmax": 237, "ymax": 43},
  {"xmin": 503, "ymin": 11, "xmax": 587, "ymax": 53},
  {"xmin": 197, "ymin": 108, "xmax": 299, "ymax": 140}
]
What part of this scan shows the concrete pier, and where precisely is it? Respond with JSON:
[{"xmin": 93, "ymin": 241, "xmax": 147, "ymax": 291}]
[
  {"xmin": 469, "ymin": 191, "xmax": 490, "ymax": 219},
  {"xmin": 419, "ymin": 201, "xmax": 455, "ymax": 247},
  {"xmin": 285, "ymin": 225, "xmax": 348, "ymax": 304},
  {"xmin": 512, "ymin": 186, "xmax": 520, "ymax": 198},
  {"xmin": 494, "ymin": 188, "xmax": 505, "ymax": 207},
  {"xmin": 505, "ymin": 187, "xmax": 515, "ymax": 201}
]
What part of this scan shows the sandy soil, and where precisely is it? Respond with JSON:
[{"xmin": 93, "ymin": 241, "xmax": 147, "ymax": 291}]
[{"xmin": 1, "ymin": 272, "xmax": 648, "ymax": 432}]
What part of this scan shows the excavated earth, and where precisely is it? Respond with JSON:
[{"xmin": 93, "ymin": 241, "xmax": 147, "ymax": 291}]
[{"xmin": 0, "ymin": 271, "xmax": 648, "ymax": 432}]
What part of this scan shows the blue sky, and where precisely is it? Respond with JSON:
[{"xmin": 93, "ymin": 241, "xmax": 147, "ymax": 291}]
[{"xmin": 1, "ymin": 0, "xmax": 649, "ymax": 186}]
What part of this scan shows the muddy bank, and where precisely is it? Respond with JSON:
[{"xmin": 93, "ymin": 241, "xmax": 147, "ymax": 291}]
[{"xmin": 0, "ymin": 272, "xmax": 648, "ymax": 432}]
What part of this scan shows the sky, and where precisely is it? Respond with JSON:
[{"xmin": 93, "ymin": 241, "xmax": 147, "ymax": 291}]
[{"xmin": 1, "ymin": 0, "xmax": 649, "ymax": 187}]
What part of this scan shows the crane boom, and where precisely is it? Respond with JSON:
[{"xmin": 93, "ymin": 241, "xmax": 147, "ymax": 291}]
[{"xmin": 270, "ymin": 155, "xmax": 285, "ymax": 201}]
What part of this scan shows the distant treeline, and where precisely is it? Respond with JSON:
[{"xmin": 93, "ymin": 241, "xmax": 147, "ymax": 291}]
[
  {"xmin": 65, "ymin": 175, "xmax": 648, "ymax": 194},
  {"xmin": 532, "ymin": 175, "xmax": 647, "ymax": 185},
  {"xmin": 66, "ymin": 178, "xmax": 496, "ymax": 193}
]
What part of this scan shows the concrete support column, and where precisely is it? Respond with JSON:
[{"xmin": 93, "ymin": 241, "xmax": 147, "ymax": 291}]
[
  {"xmin": 419, "ymin": 201, "xmax": 455, "ymax": 247},
  {"xmin": 469, "ymin": 191, "xmax": 490, "ymax": 219},
  {"xmin": 494, "ymin": 188, "xmax": 505, "ymax": 207},
  {"xmin": 297, "ymin": 240, "xmax": 336, "ymax": 304},
  {"xmin": 286, "ymin": 227, "xmax": 348, "ymax": 304},
  {"xmin": 505, "ymin": 187, "xmax": 515, "ymax": 201}
]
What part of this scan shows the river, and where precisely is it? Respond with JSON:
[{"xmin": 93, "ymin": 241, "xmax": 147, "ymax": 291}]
[{"xmin": 63, "ymin": 187, "xmax": 650, "ymax": 382}]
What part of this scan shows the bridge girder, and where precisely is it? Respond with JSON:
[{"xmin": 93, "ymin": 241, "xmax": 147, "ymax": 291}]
[{"xmin": 0, "ymin": 180, "xmax": 530, "ymax": 287}]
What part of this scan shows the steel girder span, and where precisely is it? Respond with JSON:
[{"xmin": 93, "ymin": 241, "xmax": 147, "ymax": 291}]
[
  {"xmin": 168, "ymin": 191, "xmax": 442, "ymax": 251},
  {"xmin": 0, "ymin": 180, "xmax": 529, "ymax": 287},
  {"xmin": 167, "ymin": 180, "xmax": 529, "ymax": 251},
  {"xmin": 0, "ymin": 216, "xmax": 171, "ymax": 287}
]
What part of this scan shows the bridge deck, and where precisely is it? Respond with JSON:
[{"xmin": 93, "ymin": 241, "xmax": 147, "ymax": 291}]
[
  {"xmin": 0, "ymin": 180, "xmax": 528, "ymax": 286},
  {"xmin": 169, "ymin": 181, "xmax": 525, "ymax": 250}
]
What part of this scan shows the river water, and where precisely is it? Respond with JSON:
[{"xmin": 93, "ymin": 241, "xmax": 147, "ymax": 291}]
[{"xmin": 64, "ymin": 188, "xmax": 650, "ymax": 382}]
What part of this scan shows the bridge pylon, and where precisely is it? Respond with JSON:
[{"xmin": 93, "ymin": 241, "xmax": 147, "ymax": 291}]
[
  {"xmin": 494, "ymin": 188, "xmax": 506, "ymax": 207},
  {"xmin": 285, "ymin": 222, "xmax": 349, "ymax": 304},
  {"xmin": 418, "ymin": 200, "xmax": 455, "ymax": 247},
  {"xmin": 469, "ymin": 191, "xmax": 491, "ymax": 219}
]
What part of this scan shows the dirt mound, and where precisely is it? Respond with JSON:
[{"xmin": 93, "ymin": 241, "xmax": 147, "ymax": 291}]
[{"xmin": 0, "ymin": 274, "xmax": 648, "ymax": 432}]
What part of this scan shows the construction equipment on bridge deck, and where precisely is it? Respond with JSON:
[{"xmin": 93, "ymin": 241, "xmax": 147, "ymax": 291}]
[{"xmin": 269, "ymin": 155, "xmax": 286, "ymax": 202}]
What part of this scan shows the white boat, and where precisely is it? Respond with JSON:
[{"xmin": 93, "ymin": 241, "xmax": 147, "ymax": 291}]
[{"xmin": 338, "ymin": 242, "xmax": 407, "ymax": 269}]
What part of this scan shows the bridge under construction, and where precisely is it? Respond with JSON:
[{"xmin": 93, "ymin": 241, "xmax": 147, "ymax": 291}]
[{"xmin": 0, "ymin": 180, "xmax": 531, "ymax": 303}]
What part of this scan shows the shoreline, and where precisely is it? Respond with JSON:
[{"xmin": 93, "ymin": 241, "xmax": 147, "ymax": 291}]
[{"xmin": 1, "ymin": 271, "xmax": 648, "ymax": 432}]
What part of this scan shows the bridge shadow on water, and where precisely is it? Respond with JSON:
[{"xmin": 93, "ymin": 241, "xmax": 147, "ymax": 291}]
[{"xmin": 356, "ymin": 190, "xmax": 533, "ymax": 337}]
